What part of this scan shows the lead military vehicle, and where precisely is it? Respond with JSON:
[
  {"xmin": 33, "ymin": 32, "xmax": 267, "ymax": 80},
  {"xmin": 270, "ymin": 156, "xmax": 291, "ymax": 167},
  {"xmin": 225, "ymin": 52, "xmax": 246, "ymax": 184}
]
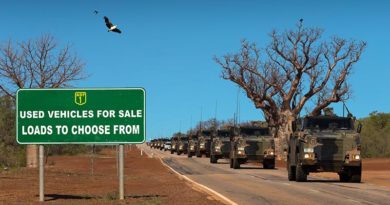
[
  {"xmin": 210, "ymin": 129, "xmax": 232, "ymax": 163},
  {"xmin": 230, "ymin": 124, "xmax": 275, "ymax": 169},
  {"xmin": 287, "ymin": 108, "xmax": 362, "ymax": 182},
  {"xmin": 195, "ymin": 130, "xmax": 213, "ymax": 158},
  {"xmin": 187, "ymin": 133, "xmax": 198, "ymax": 158}
]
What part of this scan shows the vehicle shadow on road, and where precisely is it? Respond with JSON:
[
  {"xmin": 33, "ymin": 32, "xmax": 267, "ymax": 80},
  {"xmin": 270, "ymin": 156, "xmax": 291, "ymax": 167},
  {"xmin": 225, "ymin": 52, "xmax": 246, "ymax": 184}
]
[
  {"xmin": 126, "ymin": 194, "xmax": 165, "ymax": 199},
  {"xmin": 43, "ymin": 194, "xmax": 93, "ymax": 201},
  {"xmin": 305, "ymin": 179, "xmax": 342, "ymax": 183}
]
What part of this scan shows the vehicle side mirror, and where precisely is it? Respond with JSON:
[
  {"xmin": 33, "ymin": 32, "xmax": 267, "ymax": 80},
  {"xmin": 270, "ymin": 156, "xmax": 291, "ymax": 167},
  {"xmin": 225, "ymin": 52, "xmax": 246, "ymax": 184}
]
[{"xmin": 357, "ymin": 123, "xmax": 362, "ymax": 133}]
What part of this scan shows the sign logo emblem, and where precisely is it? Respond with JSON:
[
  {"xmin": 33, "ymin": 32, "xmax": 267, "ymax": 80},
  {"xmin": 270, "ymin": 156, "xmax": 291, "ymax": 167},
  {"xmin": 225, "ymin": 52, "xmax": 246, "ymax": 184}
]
[{"xmin": 75, "ymin": 92, "xmax": 87, "ymax": 105}]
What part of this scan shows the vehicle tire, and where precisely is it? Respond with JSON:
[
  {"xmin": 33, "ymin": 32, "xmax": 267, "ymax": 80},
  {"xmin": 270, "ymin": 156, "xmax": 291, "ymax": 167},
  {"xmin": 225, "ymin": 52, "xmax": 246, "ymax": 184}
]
[
  {"xmin": 210, "ymin": 154, "xmax": 217, "ymax": 163},
  {"xmin": 339, "ymin": 172, "xmax": 350, "ymax": 182},
  {"xmin": 170, "ymin": 150, "xmax": 174, "ymax": 154},
  {"xmin": 295, "ymin": 163, "xmax": 307, "ymax": 182},
  {"xmin": 288, "ymin": 164, "xmax": 296, "ymax": 181},
  {"xmin": 232, "ymin": 157, "xmax": 240, "ymax": 169},
  {"xmin": 350, "ymin": 166, "xmax": 362, "ymax": 183},
  {"xmin": 177, "ymin": 151, "xmax": 181, "ymax": 155},
  {"xmin": 188, "ymin": 152, "xmax": 192, "ymax": 158},
  {"xmin": 230, "ymin": 158, "xmax": 233, "ymax": 168},
  {"xmin": 196, "ymin": 151, "xmax": 202, "ymax": 158},
  {"xmin": 263, "ymin": 160, "xmax": 275, "ymax": 169}
]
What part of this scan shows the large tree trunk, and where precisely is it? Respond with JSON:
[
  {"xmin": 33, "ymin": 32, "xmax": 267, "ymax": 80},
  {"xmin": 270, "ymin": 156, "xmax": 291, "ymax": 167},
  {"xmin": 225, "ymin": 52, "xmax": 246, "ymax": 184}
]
[
  {"xmin": 26, "ymin": 145, "xmax": 38, "ymax": 168},
  {"xmin": 275, "ymin": 110, "xmax": 295, "ymax": 160}
]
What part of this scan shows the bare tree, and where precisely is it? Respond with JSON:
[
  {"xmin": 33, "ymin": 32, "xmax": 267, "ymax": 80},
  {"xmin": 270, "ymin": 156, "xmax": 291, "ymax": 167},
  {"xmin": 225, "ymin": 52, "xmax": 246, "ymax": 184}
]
[
  {"xmin": 214, "ymin": 23, "xmax": 366, "ymax": 158},
  {"xmin": 0, "ymin": 34, "xmax": 86, "ymax": 99},
  {"xmin": 0, "ymin": 34, "xmax": 87, "ymax": 167}
]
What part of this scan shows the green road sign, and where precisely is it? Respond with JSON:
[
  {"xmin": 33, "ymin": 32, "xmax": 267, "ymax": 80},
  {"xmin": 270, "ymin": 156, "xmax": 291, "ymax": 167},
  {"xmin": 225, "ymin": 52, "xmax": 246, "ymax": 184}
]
[{"xmin": 16, "ymin": 88, "xmax": 145, "ymax": 144}]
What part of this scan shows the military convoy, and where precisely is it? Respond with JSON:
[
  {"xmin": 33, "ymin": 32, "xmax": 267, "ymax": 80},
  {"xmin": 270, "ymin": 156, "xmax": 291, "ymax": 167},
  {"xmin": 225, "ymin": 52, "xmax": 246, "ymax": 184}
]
[
  {"xmin": 148, "ymin": 108, "xmax": 363, "ymax": 183},
  {"xmin": 287, "ymin": 109, "xmax": 362, "ymax": 182}
]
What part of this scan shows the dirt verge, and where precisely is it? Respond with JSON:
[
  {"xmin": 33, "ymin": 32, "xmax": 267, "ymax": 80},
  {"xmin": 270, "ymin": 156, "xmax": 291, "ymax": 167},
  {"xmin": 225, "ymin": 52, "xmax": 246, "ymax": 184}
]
[{"xmin": 0, "ymin": 145, "xmax": 224, "ymax": 205}]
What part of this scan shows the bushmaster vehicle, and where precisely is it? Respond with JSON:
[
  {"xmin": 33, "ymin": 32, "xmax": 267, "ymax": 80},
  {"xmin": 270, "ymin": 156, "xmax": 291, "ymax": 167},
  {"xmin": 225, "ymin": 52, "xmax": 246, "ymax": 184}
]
[
  {"xmin": 170, "ymin": 136, "xmax": 178, "ymax": 154},
  {"xmin": 230, "ymin": 124, "xmax": 275, "ymax": 169},
  {"xmin": 176, "ymin": 135, "xmax": 189, "ymax": 155},
  {"xmin": 287, "ymin": 109, "xmax": 362, "ymax": 182},
  {"xmin": 210, "ymin": 129, "xmax": 232, "ymax": 163},
  {"xmin": 187, "ymin": 133, "xmax": 198, "ymax": 158},
  {"xmin": 195, "ymin": 130, "xmax": 213, "ymax": 157}
]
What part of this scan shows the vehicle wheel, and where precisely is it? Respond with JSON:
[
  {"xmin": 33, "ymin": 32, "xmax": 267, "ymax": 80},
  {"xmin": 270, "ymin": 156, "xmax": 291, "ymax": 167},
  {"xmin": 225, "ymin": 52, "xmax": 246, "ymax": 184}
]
[
  {"xmin": 339, "ymin": 172, "xmax": 350, "ymax": 182},
  {"xmin": 288, "ymin": 165, "xmax": 296, "ymax": 181},
  {"xmin": 210, "ymin": 155, "xmax": 217, "ymax": 163},
  {"xmin": 263, "ymin": 160, "xmax": 275, "ymax": 169},
  {"xmin": 170, "ymin": 150, "xmax": 174, "ymax": 154},
  {"xmin": 295, "ymin": 163, "xmax": 307, "ymax": 182},
  {"xmin": 232, "ymin": 157, "xmax": 240, "ymax": 169},
  {"xmin": 177, "ymin": 151, "xmax": 181, "ymax": 155},
  {"xmin": 350, "ymin": 174, "xmax": 361, "ymax": 183},
  {"xmin": 188, "ymin": 152, "xmax": 192, "ymax": 158},
  {"xmin": 230, "ymin": 158, "xmax": 233, "ymax": 168},
  {"xmin": 196, "ymin": 150, "xmax": 202, "ymax": 158},
  {"xmin": 350, "ymin": 166, "xmax": 362, "ymax": 183}
]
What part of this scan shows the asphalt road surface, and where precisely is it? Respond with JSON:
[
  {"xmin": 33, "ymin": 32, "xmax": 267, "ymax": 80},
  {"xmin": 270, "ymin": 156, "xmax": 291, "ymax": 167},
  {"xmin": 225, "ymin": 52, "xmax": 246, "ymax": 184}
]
[{"xmin": 139, "ymin": 144, "xmax": 390, "ymax": 205}]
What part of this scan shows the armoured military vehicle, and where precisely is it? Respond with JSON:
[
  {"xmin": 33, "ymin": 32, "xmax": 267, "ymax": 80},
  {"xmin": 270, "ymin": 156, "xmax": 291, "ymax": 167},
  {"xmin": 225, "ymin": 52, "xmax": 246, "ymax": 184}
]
[
  {"xmin": 287, "ymin": 109, "xmax": 362, "ymax": 182},
  {"xmin": 230, "ymin": 125, "xmax": 275, "ymax": 169},
  {"xmin": 210, "ymin": 129, "xmax": 232, "ymax": 163},
  {"xmin": 187, "ymin": 133, "xmax": 198, "ymax": 158},
  {"xmin": 195, "ymin": 130, "xmax": 213, "ymax": 158},
  {"xmin": 170, "ymin": 136, "xmax": 178, "ymax": 154},
  {"xmin": 176, "ymin": 135, "xmax": 189, "ymax": 155}
]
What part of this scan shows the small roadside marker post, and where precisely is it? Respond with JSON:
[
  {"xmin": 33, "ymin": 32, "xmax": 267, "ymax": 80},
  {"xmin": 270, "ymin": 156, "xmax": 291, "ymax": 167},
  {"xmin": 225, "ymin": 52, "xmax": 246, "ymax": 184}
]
[{"xmin": 39, "ymin": 145, "xmax": 44, "ymax": 202}]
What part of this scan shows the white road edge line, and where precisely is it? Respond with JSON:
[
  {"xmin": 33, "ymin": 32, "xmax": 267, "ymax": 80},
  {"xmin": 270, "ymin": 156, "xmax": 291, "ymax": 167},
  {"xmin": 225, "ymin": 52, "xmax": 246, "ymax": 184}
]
[{"xmin": 139, "ymin": 145, "xmax": 238, "ymax": 205}]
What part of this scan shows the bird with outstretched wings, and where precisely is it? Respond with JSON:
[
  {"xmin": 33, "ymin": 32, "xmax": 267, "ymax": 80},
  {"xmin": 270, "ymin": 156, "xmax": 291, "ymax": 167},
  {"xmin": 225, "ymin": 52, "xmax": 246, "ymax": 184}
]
[{"xmin": 104, "ymin": 16, "xmax": 122, "ymax": 34}]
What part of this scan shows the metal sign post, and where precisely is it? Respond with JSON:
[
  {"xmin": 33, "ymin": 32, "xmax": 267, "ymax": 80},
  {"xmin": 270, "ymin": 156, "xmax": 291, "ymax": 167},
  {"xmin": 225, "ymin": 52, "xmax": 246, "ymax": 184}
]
[
  {"xmin": 39, "ymin": 145, "xmax": 44, "ymax": 202},
  {"xmin": 119, "ymin": 144, "xmax": 124, "ymax": 200}
]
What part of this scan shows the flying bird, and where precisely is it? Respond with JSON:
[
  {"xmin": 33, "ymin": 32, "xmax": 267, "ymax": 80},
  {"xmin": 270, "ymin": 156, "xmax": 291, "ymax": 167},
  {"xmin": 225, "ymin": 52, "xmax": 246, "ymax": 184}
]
[
  {"xmin": 93, "ymin": 10, "xmax": 99, "ymax": 15},
  {"xmin": 104, "ymin": 16, "xmax": 122, "ymax": 34},
  {"xmin": 300, "ymin": 18, "xmax": 304, "ymax": 23}
]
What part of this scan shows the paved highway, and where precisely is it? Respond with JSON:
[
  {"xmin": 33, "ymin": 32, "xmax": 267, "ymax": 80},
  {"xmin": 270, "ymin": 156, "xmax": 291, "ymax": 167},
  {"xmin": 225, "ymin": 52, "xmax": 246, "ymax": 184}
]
[{"xmin": 139, "ymin": 144, "xmax": 390, "ymax": 205}]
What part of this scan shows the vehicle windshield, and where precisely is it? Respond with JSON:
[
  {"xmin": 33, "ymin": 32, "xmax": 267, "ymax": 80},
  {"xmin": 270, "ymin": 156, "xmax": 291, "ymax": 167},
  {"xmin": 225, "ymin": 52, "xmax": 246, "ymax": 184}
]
[
  {"xmin": 217, "ymin": 130, "xmax": 231, "ymax": 138},
  {"xmin": 304, "ymin": 117, "xmax": 353, "ymax": 131},
  {"xmin": 201, "ymin": 130, "xmax": 212, "ymax": 136},
  {"xmin": 240, "ymin": 128, "xmax": 270, "ymax": 136}
]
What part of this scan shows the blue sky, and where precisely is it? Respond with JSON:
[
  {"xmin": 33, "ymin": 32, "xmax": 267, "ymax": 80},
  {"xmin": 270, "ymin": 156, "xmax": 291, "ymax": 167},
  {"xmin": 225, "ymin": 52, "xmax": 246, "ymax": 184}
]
[{"xmin": 1, "ymin": 0, "xmax": 389, "ymax": 140}]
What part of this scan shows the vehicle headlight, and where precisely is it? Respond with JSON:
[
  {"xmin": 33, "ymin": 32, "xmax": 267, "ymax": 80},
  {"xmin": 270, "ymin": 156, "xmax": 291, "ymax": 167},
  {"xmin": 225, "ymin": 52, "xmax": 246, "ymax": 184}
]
[
  {"xmin": 238, "ymin": 150, "xmax": 244, "ymax": 155},
  {"xmin": 304, "ymin": 147, "xmax": 314, "ymax": 153},
  {"xmin": 215, "ymin": 146, "xmax": 221, "ymax": 151},
  {"xmin": 353, "ymin": 154, "xmax": 360, "ymax": 160},
  {"xmin": 237, "ymin": 147, "xmax": 245, "ymax": 151},
  {"xmin": 304, "ymin": 153, "xmax": 314, "ymax": 159},
  {"xmin": 268, "ymin": 151, "xmax": 274, "ymax": 155}
]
